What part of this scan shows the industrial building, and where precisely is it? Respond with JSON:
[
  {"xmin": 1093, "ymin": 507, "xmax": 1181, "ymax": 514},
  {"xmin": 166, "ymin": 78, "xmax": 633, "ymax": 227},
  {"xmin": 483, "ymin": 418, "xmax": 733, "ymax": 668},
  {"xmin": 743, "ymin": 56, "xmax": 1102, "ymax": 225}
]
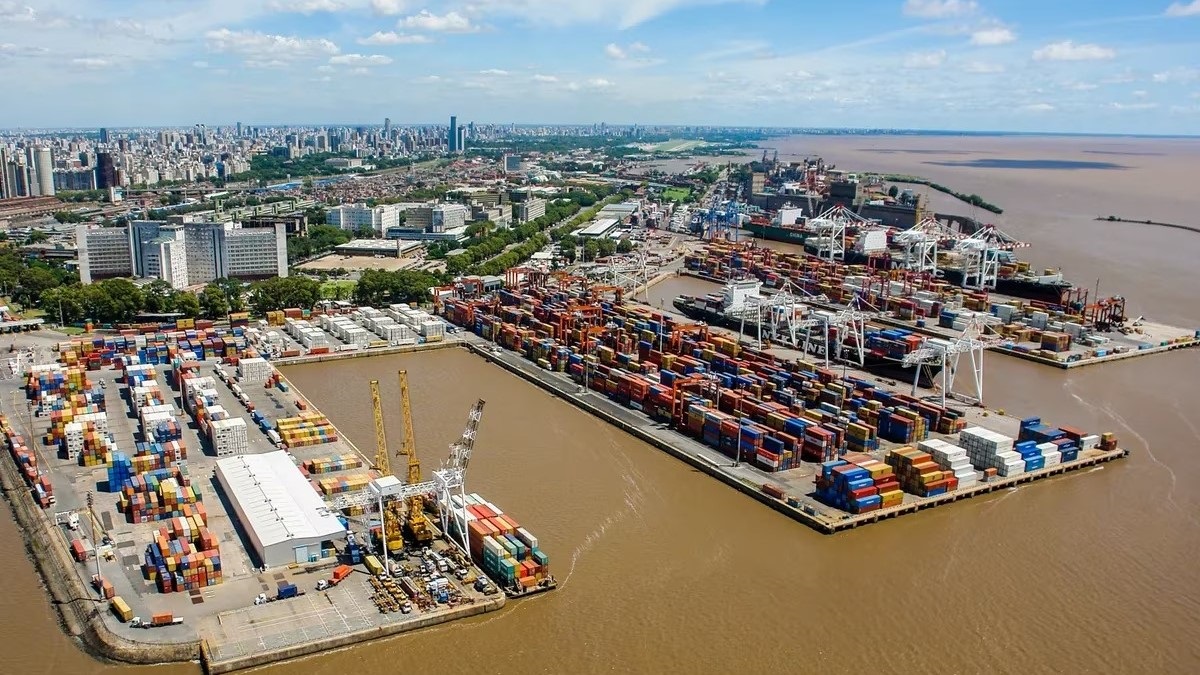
[
  {"xmin": 334, "ymin": 239, "xmax": 423, "ymax": 257},
  {"xmin": 578, "ymin": 218, "xmax": 620, "ymax": 238},
  {"xmin": 215, "ymin": 451, "xmax": 345, "ymax": 568},
  {"xmin": 78, "ymin": 220, "xmax": 288, "ymax": 286},
  {"xmin": 389, "ymin": 203, "xmax": 470, "ymax": 242}
]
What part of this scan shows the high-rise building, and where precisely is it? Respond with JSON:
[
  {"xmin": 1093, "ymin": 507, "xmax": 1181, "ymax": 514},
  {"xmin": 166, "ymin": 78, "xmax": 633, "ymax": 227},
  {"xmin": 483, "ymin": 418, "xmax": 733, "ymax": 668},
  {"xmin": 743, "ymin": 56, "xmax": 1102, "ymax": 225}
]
[
  {"xmin": 0, "ymin": 148, "xmax": 18, "ymax": 199},
  {"xmin": 503, "ymin": 154, "xmax": 522, "ymax": 173},
  {"xmin": 383, "ymin": 117, "xmax": 391, "ymax": 138},
  {"xmin": 236, "ymin": 121, "xmax": 243, "ymax": 137},
  {"xmin": 448, "ymin": 115, "xmax": 458, "ymax": 153},
  {"xmin": 78, "ymin": 220, "xmax": 288, "ymax": 287},
  {"xmin": 96, "ymin": 152, "xmax": 118, "ymax": 189},
  {"xmin": 517, "ymin": 197, "xmax": 547, "ymax": 223},
  {"xmin": 99, "ymin": 128, "xmax": 109, "ymax": 144},
  {"xmin": 30, "ymin": 147, "xmax": 54, "ymax": 196},
  {"xmin": 457, "ymin": 127, "xmax": 467, "ymax": 154},
  {"xmin": 327, "ymin": 203, "xmax": 404, "ymax": 235}
]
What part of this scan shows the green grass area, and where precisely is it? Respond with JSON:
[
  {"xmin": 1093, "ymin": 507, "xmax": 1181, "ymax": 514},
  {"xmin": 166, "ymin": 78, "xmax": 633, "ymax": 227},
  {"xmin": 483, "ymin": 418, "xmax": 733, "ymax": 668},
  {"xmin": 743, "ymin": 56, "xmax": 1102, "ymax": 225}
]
[
  {"xmin": 652, "ymin": 139, "xmax": 707, "ymax": 153},
  {"xmin": 320, "ymin": 280, "xmax": 356, "ymax": 300},
  {"xmin": 662, "ymin": 187, "xmax": 692, "ymax": 203}
]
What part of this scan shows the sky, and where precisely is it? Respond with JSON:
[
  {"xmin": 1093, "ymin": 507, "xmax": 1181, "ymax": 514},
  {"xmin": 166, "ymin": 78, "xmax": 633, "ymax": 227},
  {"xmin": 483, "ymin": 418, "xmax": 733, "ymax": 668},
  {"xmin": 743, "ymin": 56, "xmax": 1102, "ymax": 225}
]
[{"xmin": 1, "ymin": 0, "xmax": 1199, "ymax": 134}]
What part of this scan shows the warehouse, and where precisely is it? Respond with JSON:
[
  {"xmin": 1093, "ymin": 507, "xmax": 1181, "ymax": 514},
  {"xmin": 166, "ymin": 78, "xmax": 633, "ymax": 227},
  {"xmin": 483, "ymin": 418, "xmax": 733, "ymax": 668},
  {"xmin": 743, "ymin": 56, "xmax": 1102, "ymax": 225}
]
[
  {"xmin": 215, "ymin": 451, "xmax": 345, "ymax": 568},
  {"xmin": 578, "ymin": 218, "xmax": 619, "ymax": 238}
]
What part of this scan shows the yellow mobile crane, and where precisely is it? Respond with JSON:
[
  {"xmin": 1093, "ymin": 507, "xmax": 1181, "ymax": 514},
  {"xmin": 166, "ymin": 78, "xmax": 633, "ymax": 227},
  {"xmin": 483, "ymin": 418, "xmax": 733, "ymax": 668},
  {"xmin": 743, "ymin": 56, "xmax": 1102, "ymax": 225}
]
[
  {"xmin": 397, "ymin": 370, "xmax": 433, "ymax": 544},
  {"xmin": 369, "ymin": 379, "xmax": 406, "ymax": 554}
]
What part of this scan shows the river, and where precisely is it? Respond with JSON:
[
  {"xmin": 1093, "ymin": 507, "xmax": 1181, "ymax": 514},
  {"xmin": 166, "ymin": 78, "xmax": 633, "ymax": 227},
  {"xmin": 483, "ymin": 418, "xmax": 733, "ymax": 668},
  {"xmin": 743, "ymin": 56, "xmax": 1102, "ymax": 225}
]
[{"xmin": 3, "ymin": 135, "xmax": 1198, "ymax": 674}]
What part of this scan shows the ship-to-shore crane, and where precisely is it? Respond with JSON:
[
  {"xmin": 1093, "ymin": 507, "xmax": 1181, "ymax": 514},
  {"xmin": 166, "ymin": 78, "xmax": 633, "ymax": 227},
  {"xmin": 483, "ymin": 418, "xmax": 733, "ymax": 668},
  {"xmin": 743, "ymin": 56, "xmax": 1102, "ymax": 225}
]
[
  {"xmin": 369, "ymin": 378, "xmax": 405, "ymax": 554},
  {"xmin": 397, "ymin": 370, "xmax": 433, "ymax": 545}
]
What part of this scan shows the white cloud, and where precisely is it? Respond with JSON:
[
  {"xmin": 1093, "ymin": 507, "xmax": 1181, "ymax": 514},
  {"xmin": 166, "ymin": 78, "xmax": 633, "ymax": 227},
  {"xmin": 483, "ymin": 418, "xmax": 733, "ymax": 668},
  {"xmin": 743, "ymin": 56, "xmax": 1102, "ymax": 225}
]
[
  {"xmin": 1033, "ymin": 41, "xmax": 1115, "ymax": 62},
  {"xmin": 970, "ymin": 27, "xmax": 1015, "ymax": 46},
  {"xmin": 1165, "ymin": 1, "xmax": 1200, "ymax": 17},
  {"xmin": 588, "ymin": 77, "xmax": 614, "ymax": 88},
  {"xmin": 963, "ymin": 61, "xmax": 1003, "ymax": 73},
  {"xmin": 1110, "ymin": 102, "xmax": 1158, "ymax": 110},
  {"xmin": 398, "ymin": 10, "xmax": 478, "ymax": 33},
  {"xmin": 245, "ymin": 59, "xmax": 290, "ymax": 69},
  {"xmin": 0, "ymin": 2, "xmax": 37, "ymax": 23},
  {"xmin": 1152, "ymin": 67, "xmax": 1200, "ymax": 83},
  {"xmin": 1132, "ymin": 89, "xmax": 1147, "ymax": 97},
  {"xmin": 1067, "ymin": 81, "xmax": 1098, "ymax": 91},
  {"xmin": 416, "ymin": 74, "xmax": 440, "ymax": 82},
  {"xmin": 330, "ymin": 53, "xmax": 392, "ymax": 65},
  {"xmin": 71, "ymin": 57, "xmax": 111, "ymax": 69},
  {"xmin": 317, "ymin": 64, "xmax": 335, "ymax": 72},
  {"xmin": 1021, "ymin": 103, "xmax": 1055, "ymax": 112},
  {"xmin": 566, "ymin": 81, "xmax": 580, "ymax": 91},
  {"xmin": 605, "ymin": 43, "xmax": 627, "ymax": 59},
  {"xmin": 469, "ymin": 0, "xmax": 761, "ymax": 30},
  {"xmin": 192, "ymin": 60, "xmax": 209, "ymax": 69},
  {"xmin": 902, "ymin": 0, "xmax": 978, "ymax": 19},
  {"xmin": 205, "ymin": 29, "xmax": 340, "ymax": 62},
  {"xmin": 533, "ymin": 74, "xmax": 558, "ymax": 82},
  {"xmin": 371, "ymin": 0, "xmax": 407, "ymax": 15},
  {"xmin": 0, "ymin": 42, "xmax": 45, "ymax": 57},
  {"xmin": 358, "ymin": 31, "xmax": 432, "ymax": 45},
  {"xmin": 266, "ymin": 0, "xmax": 350, "ymax": 13},
  {"xmin": 903, "ymin": 49, "xmax": 946, "ymax": 69},
  {"xmin": 479, "ymin": 68, "xmax": 509, "ymax": 75}
]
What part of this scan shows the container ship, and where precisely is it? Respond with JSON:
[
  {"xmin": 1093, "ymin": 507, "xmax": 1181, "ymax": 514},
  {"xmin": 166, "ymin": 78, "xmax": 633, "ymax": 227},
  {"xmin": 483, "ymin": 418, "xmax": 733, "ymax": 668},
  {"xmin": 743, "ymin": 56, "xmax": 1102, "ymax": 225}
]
[
  {"xmin": 671, "ymin": 280, "xmax": 942, "ymax": 387},
  {"xmin": 444, "ymin": 493, "xmax": 555, "ymax": 598}
]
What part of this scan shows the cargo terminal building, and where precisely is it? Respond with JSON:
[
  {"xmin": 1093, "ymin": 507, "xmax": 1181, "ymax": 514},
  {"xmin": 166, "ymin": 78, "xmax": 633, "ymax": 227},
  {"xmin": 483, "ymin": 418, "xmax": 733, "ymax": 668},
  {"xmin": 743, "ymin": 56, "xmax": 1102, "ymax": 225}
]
[{"xmin": 215, "ymin": 451, "xmax": 345, "ymax": 568}]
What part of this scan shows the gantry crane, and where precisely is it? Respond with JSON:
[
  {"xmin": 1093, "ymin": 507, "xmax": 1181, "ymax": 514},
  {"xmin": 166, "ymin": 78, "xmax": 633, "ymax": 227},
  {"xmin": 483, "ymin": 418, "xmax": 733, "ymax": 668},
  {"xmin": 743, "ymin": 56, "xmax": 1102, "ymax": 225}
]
[
  {"xmin": 369, "ymin": 379, "xmax": 405, "ymax": 554},
  {"xmin": 397, "ymin": 370, "xmax": 433, "ymax": 545}
]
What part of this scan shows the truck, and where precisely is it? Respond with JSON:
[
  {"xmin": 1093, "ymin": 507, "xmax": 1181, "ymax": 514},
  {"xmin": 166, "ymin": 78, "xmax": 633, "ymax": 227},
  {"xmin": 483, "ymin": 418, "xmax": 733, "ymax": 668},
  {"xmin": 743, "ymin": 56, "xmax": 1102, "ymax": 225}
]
[
  {"xmin": 315, "ymin": 564, "xmax": 353, "ymax": 591},
  {"xmin": 131, "ymin": 613, "xmax": 183, "ymax": 628}
]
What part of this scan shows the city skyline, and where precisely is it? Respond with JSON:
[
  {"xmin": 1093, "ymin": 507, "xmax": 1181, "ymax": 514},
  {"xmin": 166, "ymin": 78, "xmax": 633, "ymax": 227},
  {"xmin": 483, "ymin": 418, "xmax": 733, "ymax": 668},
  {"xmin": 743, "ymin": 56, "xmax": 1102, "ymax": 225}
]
[{"xmin": 0, "ymin": 1, "xmax": 1199, "ymax": 134}]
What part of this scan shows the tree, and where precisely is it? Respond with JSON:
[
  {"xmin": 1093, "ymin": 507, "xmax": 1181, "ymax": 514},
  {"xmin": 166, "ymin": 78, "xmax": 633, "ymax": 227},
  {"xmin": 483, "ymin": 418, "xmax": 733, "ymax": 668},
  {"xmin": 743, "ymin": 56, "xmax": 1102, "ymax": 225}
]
[
  {"xmin": 41, "ymin": 285, "xmax": 87, "ymax": 325},
  {"xmin": 171, "ymin": 291, "xmax": 201, "ymax": 318},
  {"xmin": 616, "ymin": 239, "xmax": 634, "ymax": 254},
  {"xmin": 887, "ymin": 185, "xmax": 899, "ymax": 198},
  {"xmin": 249, "ymin": 276, "xmax": 321, "ymax": 314},
  {"xmin": 142, "ymin": 279, "xmax": 176, "ymax": 313},
  {"xmin": 583, "ymin": 239, "xmax": 600, "ymax": 262},
  {"xmin": 15, "ymin": 266, "xmax": 59, "ymax": 307},
  {"xmin": 199, "ymin": 285, "xmax": 230, "ymax": 319},
  {"xmin": 354, "ymin": 225, "xmax": 376, "ymax": 239},
  {"xmin": 52, "ymin": 211, "xmax": 84, "ymax": 224},
  {"xmin": 210, "ymin": 277, "xmax": 247, "ymax": 312}
]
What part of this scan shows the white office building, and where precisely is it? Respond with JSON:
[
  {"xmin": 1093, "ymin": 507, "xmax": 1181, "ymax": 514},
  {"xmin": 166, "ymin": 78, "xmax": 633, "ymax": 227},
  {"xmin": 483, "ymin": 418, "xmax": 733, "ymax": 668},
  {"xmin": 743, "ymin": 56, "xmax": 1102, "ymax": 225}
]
[
  {"xmin": 327, "ymin": 203, "xmax": 404, "ymax": 235},
  {"xmin": 406, "ymin": 203, "xmax": 469, "ymax": 233},
  {"xmin": 517, "ymin": 197, "xmax": 547, "ymax": 223},
  {"xmin": 78, "ymin": 220, "xmax": 287, "ymax": 287}
]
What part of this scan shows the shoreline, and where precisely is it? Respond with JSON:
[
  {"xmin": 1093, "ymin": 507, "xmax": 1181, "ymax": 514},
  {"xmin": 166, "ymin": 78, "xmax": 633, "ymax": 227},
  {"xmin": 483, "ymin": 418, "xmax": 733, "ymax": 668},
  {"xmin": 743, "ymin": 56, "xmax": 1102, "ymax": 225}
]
[{"xmin": 1095, "ymin": 216, "xmax": 1200, "ymax": 236}]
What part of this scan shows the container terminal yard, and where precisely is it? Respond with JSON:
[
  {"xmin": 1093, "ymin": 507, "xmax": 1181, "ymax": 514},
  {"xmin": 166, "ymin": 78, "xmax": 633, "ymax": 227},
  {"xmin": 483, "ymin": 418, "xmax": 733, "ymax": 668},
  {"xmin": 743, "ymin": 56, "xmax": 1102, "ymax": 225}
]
[
  {"xmin": 432, "ymin": 272, "xmax": 1128, "ymax": 532},
  {"xmin": 0, "ymin": 314, "xmax": 553, "ymax": 673}
]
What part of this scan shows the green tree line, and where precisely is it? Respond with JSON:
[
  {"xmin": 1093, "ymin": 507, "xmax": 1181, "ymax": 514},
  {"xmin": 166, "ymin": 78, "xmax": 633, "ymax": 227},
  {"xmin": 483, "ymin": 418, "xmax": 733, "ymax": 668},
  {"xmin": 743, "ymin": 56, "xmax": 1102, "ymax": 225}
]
[{"xmin": 883, "ymin": 175, "xmax": 1004, "ymax": 214}]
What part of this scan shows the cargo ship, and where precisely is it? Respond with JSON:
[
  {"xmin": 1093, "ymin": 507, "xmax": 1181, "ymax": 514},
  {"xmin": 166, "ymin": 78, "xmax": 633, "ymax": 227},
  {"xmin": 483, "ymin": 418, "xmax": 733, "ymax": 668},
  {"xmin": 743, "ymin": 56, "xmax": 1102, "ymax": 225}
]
[
  {"xmin": 443, "ymin": 493, "xmax": 556, "ymax": 598},
  {"xmin": 671, "ymin": 280, "xmax": 942, "ymax": 387},
  {"xmin": 937, "ymin": 267, "xmax": 1076, "ymax": 306}
]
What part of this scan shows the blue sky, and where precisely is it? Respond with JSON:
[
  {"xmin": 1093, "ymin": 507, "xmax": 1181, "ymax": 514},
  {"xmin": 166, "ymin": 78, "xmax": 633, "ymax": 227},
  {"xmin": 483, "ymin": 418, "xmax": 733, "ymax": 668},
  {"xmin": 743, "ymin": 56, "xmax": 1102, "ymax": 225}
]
[{"xmin": 1, "ymin": 0, "xmax": 1199, "ymax": 133}]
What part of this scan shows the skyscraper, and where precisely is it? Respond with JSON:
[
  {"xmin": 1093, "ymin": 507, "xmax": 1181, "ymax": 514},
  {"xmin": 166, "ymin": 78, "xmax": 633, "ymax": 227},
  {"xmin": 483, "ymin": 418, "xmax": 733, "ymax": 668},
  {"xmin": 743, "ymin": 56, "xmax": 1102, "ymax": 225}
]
[
  {"xmin": 457, "ymin": 127, "xmax": 467, "ymax": 154},
  {"xmin": 96, "ymin": 151, "xmax": 118, "ymax": 190},
  {"xmin": 236, "ymin": 121, "xmax": 243, "ymax": 137},
  {"xmin": 99, "ymin": 128, "xmax": 109, "ymax": 144},
  {"xmin": 384, "ymin": 117, "xmax": 391, "ymax": 138},
  {"xmin": 29, "ymin": 147, "xmax": 54, "ymax": 196},
  {"xmin": 0, "ymin": 148, "xmax": 18, "ymax": 199},
  {"xmin": 448, "ymin": 115, "xmax": 458, "ymax": 153}
]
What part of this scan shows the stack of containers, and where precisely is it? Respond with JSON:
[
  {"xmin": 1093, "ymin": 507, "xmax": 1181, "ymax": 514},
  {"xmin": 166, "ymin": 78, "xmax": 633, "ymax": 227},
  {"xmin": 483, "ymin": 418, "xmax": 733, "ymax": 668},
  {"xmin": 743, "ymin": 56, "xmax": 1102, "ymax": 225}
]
[
  {"xmin": 67, "ymin": 419, "xmax": 117, "ymax": 466},
  {"xmin": 141, "ymin": 507, "xmax": 222, "ymax": 593},
  {"xmin": 118, "ymin": 466, "xmax": 202, "ymax": 523},
  {"xmin": 1014, "ymin": 440, "xmax": 1045, "ymax": 472},
  {"xmin": 454, "ymin": 493, "xmax": 548, "ymax": 590},
  {"xmin": 209, "ymin": 418, "xmax": 249, "ymax": 457},
  {"xmin": 2, "ymin": 416, "xmax": 55, "ymax": 508},
  {"xmin": 886, "ymin": 446, "xmax": 959, "ymax": 496},
  {"xmin": 275, "ymin": 412, "xmax": 339, "ymax": 448},
  {"xmin": 236, "ymin": 357, "xmax": 273, "ymax": 384},
  {"xmin": 302, "ymin": 454, "xmax": 362, "ymax": 474},
  {"xmin": 315, "ymin": 472, "xmax": 371, "ymax": 497},
  {"xmin": 959, "ymin": 427, "xmax": 1024, "ymax": 477},
  {"xmin": 917, "ymin": 438, "xmax": 980, "ymax": 489},
  {"xmin": 814, "ymin": 459, "xmax": 885, "ymax": 513}
]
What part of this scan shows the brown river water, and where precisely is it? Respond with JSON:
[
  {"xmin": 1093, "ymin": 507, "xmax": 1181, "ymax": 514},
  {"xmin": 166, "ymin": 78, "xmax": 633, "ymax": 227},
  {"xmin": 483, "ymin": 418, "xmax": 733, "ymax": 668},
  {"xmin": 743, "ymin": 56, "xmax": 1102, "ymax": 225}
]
[{"xmin": 3, "ymin": 136, "xmax": 1198, "ymax": 674}]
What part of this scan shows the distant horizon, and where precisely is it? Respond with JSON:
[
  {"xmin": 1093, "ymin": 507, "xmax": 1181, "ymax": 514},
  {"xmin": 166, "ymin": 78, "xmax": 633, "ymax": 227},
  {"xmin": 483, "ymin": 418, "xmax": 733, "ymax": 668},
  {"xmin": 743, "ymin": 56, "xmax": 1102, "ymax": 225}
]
[{"xmin": 2, "ymin": 125, "xmax": 1198, "ymax": 140}]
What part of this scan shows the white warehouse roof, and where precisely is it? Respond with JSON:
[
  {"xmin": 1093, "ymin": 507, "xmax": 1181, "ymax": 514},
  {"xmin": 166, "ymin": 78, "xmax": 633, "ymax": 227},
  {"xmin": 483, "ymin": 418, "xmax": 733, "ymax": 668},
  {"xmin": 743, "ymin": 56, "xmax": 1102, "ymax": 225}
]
[
  {"xmin": 215, "ymin": 451, "xmax": 344, "ymax": 550},
  {"xmin": 579, "ymin": 218, "xmax": 619, "ymax": 237}
]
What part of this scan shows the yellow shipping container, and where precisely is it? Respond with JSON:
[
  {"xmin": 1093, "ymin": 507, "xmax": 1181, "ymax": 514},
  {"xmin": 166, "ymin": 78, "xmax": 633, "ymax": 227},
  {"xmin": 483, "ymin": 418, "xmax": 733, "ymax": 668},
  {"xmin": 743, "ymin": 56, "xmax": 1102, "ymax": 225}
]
[{"xmin": 110, "ymin": 596, "xmax": 133, "ymax": 622}]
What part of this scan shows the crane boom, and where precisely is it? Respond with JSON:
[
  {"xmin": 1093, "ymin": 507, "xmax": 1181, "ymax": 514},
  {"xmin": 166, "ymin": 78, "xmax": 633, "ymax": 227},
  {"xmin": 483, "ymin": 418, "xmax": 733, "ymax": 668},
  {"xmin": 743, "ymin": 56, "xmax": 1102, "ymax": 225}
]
[
  {"xmin": 448, "ymin": 399, "xmax": 485, "ymax": 471},
  {"xmin": 369, "ymin": 380, "xmax": 389, "ymax": 476},
  {"xmin": 397, "ymin": 370, "xmax": 420, "ymax": 485}
]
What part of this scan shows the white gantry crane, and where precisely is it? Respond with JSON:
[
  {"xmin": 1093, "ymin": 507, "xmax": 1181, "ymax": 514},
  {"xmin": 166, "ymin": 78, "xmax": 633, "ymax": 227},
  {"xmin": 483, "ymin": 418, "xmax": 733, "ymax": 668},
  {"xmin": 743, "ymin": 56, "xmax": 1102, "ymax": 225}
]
[
  {"xmin": 330, "ymin": 398, "xmax": 487, "ymax": 558},
  {"xmin": 955, "ymin": 238, "xmax": 1000, "ymax": 291},
  {"xmin": 902, "ymin": 315, "xmax": 1004, "ymax": 407},
  {"xmin": 737, "ymin": 285, "xmax": 817, "ymax": 349},
  {"xmin": 895, "ymin": 216, "xmax": 964, "ymax": 276},
  {"xmin": 808, "ymin": 204, "xmax": 872, "ymax": 262},
  {"xmin": 804, "ymin": 298, "xmax": 873, "ymax": 369},
  {"xmin": 434, "ymin": 398, "xmax": 485, "ymax": 555},
  {"xmin": 606, "ymin": 251, "xmax": 651, "ymax": 303}
]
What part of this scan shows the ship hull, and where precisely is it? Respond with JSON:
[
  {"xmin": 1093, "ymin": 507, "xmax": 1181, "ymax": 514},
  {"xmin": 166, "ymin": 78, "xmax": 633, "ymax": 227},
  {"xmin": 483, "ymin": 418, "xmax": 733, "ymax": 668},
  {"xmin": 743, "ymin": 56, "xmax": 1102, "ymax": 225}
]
[
  {"xmin": 740, "ymin": 223, "xmax": 815, "ymax": 244},
  {"xmin": 672, "ymin": 297, "xmax": 942, "ymax": 388},
  {"xmin": 938, "ymin": 269, "xmax": 1073, "ymax": 305}
]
